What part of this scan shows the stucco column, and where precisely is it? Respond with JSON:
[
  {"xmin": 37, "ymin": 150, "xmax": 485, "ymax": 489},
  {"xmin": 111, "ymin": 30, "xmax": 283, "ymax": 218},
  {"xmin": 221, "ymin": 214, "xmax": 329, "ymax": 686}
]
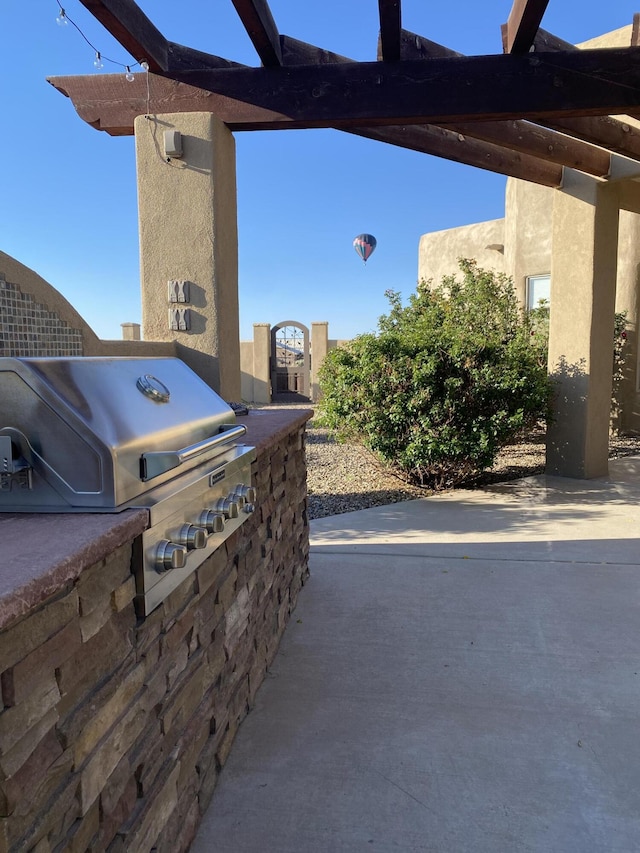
[
  {"xmin": 546, "ymin": 171, "xmax": 619, "ymax": 478},
  {"xmin": 134, "ymin": 112, "xmax": 240, "ymax": 400},
  {"xmin": 251, "ymin": 323, "xmax": 271, "ymax": 404},
  {"xmin": 311, "ymin": 322, "xmax": 329, "ymax": 402},
  {"xmin": 614, "ymin": 182, "xmax": 640, "ymax": 434}
]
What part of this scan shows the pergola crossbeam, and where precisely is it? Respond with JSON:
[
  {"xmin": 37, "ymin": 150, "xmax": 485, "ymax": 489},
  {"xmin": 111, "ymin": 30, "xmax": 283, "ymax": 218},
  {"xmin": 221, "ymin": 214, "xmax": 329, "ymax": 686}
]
[
  {"xmin": 77, "ymin": 0, "xmax": 169, "ymax": 72},
  {"xmin": 167, "ymin": 50, "xmax": 640, "ymax": 127},
  {"xmin": 503, "ymin": 0, "xmax": 551, "ymax": 53},
  {"xmin": 378, "ymin": 0, "xmax": 402, "ymax": 61},
  {"xmin": 230, "ymin": 0, "xmax": 282, "ymax": 67}
]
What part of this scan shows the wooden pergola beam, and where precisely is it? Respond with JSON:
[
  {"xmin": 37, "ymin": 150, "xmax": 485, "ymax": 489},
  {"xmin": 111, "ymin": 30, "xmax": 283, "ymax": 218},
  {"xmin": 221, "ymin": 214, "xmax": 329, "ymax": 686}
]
[
  {"xmin": 442, "ymin": 120, "xmax": 609, "ymax": 177},
  {"xmin": 77, "ymin": 0, "xmax": 169, "ymax": 72},
  {"xmin": 281, "ymin": 37, "xmax": 561, "ymax": 186},
  {"xmin": 403, "ymin": 27, "xmax": 640, "ymax": 166},
  {"xmin": 163, "ymin": 48, "xmax": 640, "ymax": 128},
  {"xmin": 503, "ymin": 0, "xmax": 551, "ymax": 53},
  {"xmin": 230, "ymin": 0, "xmax": 282, "ymax": 67},
  {"xmin": 288, "ymin": 34, "xmax": 609, "ymax": 178},
  {"xmin": 531, "ymin": 27, "xmax": 575, "ymax": 52},
  {"xmin": 378, "ymin": 0, "xmax": 402, "ymax": 62},
  {"xmin": 400, "ymin": 29, "xmax": 463, "ymax": 59},
  {"xmin": 396, "ymin": 29, "xmax": 609, "ymax": 177},
  {"xmin": 353, "ymin": 125, "xmax": 563, "ymax": 187},
  {"xmin": 48, "ymin": 68, "xmax": 564, "ymax": 186}
]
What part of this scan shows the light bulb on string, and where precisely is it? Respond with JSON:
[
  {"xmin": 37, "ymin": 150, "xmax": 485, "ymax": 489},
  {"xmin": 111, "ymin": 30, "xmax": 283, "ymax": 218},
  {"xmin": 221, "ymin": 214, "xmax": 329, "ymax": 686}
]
[
  {"xmin": 125, "ymin": 66, "xmax": 135, "ymax": 82},
  {"xmin": 56, "ymin": 8, "xmax": 68, "ymax": 26},
  {"xmin": 140, "ymin": 61, "xmax": 149, "ymax": 72},
  {"xmin": 93, "ymin": 52, "xmax": 104, "ymax": 70}
]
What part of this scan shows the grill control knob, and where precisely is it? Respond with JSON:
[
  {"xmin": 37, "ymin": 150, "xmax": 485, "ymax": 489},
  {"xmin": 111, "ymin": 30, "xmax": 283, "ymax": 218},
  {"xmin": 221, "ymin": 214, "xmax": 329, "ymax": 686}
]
[
  {"xmin": 175, "ymin": 523, "xmax": 208, "ymax": 550},
  {"xmin": 214, "ymin": 497, "xmax": 239, "ymax": 519},
  {"xmin": 155, "ymin": 540, "xmax": 187, "ymax": 573},
  {"xmin": 233, "ymin": 484, "xmax": 257, "ymax": 504},
  {"xmin": 198, "ymin": 510, "xmax": 225, "ymax": 534}
]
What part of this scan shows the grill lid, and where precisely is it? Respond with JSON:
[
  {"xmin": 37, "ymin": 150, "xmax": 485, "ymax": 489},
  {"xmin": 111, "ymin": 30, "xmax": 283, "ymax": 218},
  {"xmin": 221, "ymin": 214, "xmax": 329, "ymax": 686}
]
[{"xmin": 0, "ymin": 357, "xmax": 244, "ymax": 509}]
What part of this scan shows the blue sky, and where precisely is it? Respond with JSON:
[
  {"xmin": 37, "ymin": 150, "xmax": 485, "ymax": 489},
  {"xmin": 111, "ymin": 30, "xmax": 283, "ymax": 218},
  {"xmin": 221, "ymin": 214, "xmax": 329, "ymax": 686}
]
[{"xmin": 2, "ymin": 2, "xmax": 637, "ymax": 341}]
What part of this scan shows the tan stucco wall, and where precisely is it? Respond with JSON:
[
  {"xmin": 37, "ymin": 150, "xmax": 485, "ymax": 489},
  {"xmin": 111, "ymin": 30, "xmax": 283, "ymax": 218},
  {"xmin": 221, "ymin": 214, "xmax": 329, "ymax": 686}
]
[
  {"xmin": 579, "ymin": 25, "xmax": 632, "ymax": 49},
  {"xmin": 503, "ymin": 179, "xmax": 553, "ymax": 303},
  {"xmin": 310, "ymin": 322, "xmax": 329, "ymax": 402},
  {"xmin": 418, "ymin": 219, "xmax": 505, "ymax": 285},
  {"xmin": 135, "ymin": 112, "xmax": 240, "ymax": 400}
]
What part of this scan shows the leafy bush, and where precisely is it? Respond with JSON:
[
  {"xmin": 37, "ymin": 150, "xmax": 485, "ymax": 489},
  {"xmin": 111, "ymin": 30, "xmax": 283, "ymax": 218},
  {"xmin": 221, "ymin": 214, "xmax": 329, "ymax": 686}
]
[{"xmin": 317, "ymin": 259, "xmax": 552, "ymax": 488}]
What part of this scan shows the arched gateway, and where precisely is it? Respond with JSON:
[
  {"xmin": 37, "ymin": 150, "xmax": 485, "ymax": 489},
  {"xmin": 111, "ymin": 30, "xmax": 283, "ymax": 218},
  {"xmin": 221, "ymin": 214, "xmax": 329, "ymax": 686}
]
[{"xmin": 270, "ymin": 321, "xmax": 310, "ymax": 402}]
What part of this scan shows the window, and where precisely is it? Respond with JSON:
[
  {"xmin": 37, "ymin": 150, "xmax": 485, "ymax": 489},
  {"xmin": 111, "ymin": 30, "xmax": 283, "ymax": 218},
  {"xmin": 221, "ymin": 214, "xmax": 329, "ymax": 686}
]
[{"xmin": 526, "ymin": 274, "xmax": 551, "ymax": 311}]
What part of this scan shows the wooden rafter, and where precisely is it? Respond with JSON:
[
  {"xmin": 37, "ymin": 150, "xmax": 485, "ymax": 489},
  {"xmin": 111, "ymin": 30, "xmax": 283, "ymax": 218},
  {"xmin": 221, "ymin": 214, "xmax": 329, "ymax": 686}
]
[
  {"xmin": 442, "ymin": 120, "xmax": 609, "ymax": 177},
  {"xmin": 503, "ymin": 0, "xmax": 551, "ymax": 54},
  {"xmin": 531, "ymin": 27, "xmax": 574, "ymax": 52},
  {"xmin": 352, "ymin": 125, "xmax": 563, "ymax": 187},
  {"xmin": 230, "ymin": 0, "xmax": 282, "ymax": 67},
  {"xmin": 378, "ymin": 0, "xmax": 402, "ymax": 62},
  {"xmin": 280, "ymin": 37, "xmax": 561, "ymax": 186},
  {"xmin": 522, "ymin": 28, "xmax": 640, "ymax": 159},
  {"xmin": 287, "ymin": 35, "xmax": 608, "ymax": 179},
  {"xmin": 397, "ymin": 30, "xmax": 610, "ymax": 177},
  {"xmin": 400, "ymin": 29, "xmax": 463, "ymax": 59},
  {"xmin": 405, "ymin": 28, "xmax": 640, "ymax": 167},
  {"xmin": 77, "ymin": 0, "xmax": 169, "ymax": 71},
  {"xmin": 541, "ymin": 115, "xmax": 640, "ymax": 161}
]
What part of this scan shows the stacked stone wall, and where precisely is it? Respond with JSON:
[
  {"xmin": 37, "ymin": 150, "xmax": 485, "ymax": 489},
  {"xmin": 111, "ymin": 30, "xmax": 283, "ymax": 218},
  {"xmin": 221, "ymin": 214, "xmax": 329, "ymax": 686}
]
[{"xmin": 0, "ymin": 422, "xmax": 309, "ymax": 851}]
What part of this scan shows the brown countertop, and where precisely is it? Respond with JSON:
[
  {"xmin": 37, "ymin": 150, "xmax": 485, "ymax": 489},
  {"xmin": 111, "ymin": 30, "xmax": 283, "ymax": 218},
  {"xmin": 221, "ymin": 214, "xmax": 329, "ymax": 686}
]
[
  {"xmin": 0, "ymin": 409, "xmax": 312, "ymax": 632},
  {"xmin": 236, "ymin": 408, "xmax": 313, "ymax": 453},
  {"xmin": 0, "ymin": 509, "xmax": 148, "ymax": 631}
]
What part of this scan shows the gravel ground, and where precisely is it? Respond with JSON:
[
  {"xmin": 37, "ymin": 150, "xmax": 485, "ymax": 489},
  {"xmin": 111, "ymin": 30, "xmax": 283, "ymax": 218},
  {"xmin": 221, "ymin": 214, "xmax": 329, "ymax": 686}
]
[{"xmin": 256, "ymin": 404, "xmax": 640, "ymax": 520}]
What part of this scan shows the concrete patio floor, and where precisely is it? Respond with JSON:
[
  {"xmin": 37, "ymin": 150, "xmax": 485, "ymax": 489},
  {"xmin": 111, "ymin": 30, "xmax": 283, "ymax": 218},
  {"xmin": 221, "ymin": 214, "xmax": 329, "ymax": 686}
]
[{"xmin": 191, "ymin": 458, "xmax": 640, "ymax": 852}]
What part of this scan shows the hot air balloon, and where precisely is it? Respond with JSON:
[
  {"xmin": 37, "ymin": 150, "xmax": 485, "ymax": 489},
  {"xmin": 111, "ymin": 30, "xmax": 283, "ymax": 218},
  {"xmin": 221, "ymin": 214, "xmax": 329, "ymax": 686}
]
[{"xmin": 353, "ymin": 233, "xmax": 377, "ymax": 264}]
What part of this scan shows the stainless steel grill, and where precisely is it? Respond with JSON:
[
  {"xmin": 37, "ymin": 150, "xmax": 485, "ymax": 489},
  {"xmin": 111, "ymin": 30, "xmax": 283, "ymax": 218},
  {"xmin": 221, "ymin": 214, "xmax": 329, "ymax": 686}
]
[{"xmin": 0, "ymin": 357, "xmax": 256, "ymax": 614}]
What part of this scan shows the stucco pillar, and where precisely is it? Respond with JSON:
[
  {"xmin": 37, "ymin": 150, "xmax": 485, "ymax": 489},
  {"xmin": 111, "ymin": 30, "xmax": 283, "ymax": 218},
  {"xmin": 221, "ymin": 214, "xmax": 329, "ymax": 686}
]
[
  {"xmin": 251, "ymin": 323, "xmax": 271, "ymax": 404},
  {"xmin": 134, "ymin": 113, "xmax": 240, "ymax": 400},
  {"xmin": 546, "ymin": 171, "xmax": 619, "ymax": 478},
  {"xmin": 120, "ymin": 322, "xmax": 141, "ymax": 341},
  {"xmin": 614, "ymin": 182, "xmax": 640, "ymax": 434},
  {"xmin": 311, "ymin": 322, "xmax": 329, "ymax": 402}
]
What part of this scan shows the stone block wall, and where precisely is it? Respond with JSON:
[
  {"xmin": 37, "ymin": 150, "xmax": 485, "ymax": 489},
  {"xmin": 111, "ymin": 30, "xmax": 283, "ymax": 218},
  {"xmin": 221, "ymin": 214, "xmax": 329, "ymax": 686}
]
[{"xmin": 0, "ymin": 418, "xmax": 309, "ymax": 852}]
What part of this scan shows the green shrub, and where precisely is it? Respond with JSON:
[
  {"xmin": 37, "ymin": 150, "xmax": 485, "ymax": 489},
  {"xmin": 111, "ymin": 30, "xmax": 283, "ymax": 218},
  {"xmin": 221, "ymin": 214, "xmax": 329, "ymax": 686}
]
[{"xmin": 317, "ymin": 259, "xmax": 552, "ymax": 488}]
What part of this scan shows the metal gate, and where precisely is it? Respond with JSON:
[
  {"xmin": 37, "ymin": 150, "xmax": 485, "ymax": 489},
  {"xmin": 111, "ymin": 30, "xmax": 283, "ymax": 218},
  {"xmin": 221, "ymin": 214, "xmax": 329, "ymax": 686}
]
[{"xmin": 270, "ymin": 321, "xmax": 310, "ymax": 402}]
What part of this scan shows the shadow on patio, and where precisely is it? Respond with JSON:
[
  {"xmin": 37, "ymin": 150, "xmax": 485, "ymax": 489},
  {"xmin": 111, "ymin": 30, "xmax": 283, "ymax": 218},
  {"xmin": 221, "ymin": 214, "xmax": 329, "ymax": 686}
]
[{"xmin": 191, "ymin": 459, "xmax": 640, "ymax": 853}]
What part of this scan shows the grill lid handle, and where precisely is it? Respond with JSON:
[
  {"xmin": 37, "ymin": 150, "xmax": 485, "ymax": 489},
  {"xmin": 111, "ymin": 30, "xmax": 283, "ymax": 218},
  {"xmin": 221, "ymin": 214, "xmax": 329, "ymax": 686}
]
[{"xmin": 140, "ymin": 424, "xmax": 247, "ymax": 481}]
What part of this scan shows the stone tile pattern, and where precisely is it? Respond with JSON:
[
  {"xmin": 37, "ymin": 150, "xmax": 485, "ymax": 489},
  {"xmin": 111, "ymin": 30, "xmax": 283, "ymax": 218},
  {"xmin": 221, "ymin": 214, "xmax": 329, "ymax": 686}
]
[
  {"xmin": 0, "ymin": 424, "xmax": 309, "ymax": 852},
  {"xmin": 0, "ymin": 276, "xmax": 83, "ymax": 357}
]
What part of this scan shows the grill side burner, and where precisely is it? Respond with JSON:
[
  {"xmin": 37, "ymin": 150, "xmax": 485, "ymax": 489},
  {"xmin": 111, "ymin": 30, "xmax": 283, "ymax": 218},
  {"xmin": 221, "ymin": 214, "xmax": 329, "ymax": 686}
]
[{"xmin": 0, "ymin": 356, "xmax": 257, "ymax": 614}]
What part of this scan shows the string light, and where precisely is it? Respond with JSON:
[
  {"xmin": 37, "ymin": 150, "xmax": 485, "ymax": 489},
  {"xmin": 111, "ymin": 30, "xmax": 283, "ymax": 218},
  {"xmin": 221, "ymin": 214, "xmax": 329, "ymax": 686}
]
[{"xmin": 54, "ymin": 1, "xmax": 148, "ymax": 78}]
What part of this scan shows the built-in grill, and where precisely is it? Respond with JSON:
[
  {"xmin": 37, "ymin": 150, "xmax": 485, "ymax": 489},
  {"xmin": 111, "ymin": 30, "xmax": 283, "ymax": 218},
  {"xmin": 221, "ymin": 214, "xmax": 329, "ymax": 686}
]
[{"xmin": 0, "ymin": 357, "xmax": 256, "ymax": 614}]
